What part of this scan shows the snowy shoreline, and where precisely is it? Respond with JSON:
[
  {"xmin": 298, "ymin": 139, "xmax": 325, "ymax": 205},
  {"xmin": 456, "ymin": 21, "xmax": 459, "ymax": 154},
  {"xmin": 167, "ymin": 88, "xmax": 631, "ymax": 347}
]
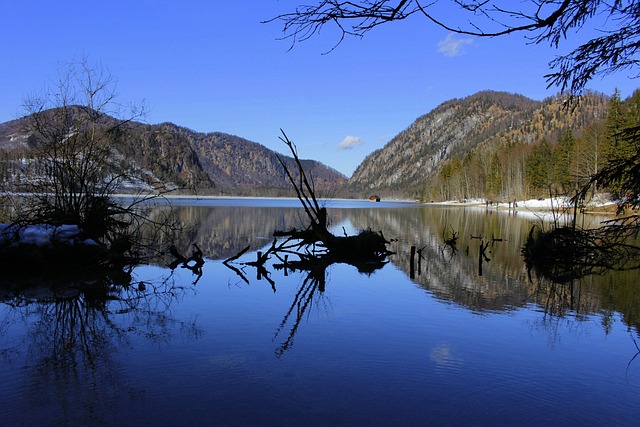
[{"xmin": 424, "ymin": 195, "xmax": 618, "ymax": 213}]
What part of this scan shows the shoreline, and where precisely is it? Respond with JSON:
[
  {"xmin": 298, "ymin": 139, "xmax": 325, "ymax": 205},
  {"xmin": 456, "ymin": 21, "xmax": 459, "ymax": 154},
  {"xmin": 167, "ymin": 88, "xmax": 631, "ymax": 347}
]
[
  {"xmin": 5, "ymin": 192, "xmax": 624, "ymax": 214},
  {"xmin": 423, "ymin": 197, "xmax": 622, "ymax": 216}
]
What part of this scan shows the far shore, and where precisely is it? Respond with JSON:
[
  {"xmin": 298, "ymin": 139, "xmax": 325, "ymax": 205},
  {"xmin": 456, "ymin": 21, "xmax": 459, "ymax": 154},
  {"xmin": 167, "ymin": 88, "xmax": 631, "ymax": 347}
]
[
  {"xmin": 110, "ymin": 193, "xmax": 418, "ymax": 204},
  {"xmin": 111, "ymin": 193, "xmax": 622, "ymax": 213},
  {"xmin": 5, "ymin": 192, "xmax": 625, "ymax": 215}
]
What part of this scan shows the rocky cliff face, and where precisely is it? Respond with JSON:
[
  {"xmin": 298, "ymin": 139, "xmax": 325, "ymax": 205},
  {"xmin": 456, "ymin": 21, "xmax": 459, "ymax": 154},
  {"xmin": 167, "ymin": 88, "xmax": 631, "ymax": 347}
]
[
  {"xmin": 347, "ymin": 90, "xmax": 608, "ymax": 197},
  {"xmin": 348, "ymin": 91, "xmax": 539, "ymax": 194}
]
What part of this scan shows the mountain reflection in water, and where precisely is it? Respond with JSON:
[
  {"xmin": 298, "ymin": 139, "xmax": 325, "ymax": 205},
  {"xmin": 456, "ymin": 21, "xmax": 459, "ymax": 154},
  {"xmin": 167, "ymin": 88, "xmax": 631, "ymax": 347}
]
[
  {"xmin": 1, "ymin": 200, "xmax": 639, "ymax": 426},
  {"xmin": 158, "ymin": 203, "xmax": 630, "ymax": 316}
]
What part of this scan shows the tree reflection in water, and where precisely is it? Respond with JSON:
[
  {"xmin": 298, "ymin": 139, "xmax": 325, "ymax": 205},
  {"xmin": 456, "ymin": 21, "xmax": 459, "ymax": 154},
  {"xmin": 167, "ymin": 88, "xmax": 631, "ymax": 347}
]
[
  {"xmin": 271, "ymin": 264, "xmax": 326, "ymax": 357},
  {"xmin": 3, "ymin": 201, "xmax": 640, "ymax": 424},
  {"xmin": 203, "ymin": 202, "xmax": 640, "ymax": 357},
  {"xmin": 520, "ymin": 213, "xmax": 640, "ymax": 351},
  {"xmin": 0, "ymin": 272, "xmax": 201, "ymax": 425},
  {"xmin": 228, "ymin": 244, "xmax": 388, "ymax": 357}
]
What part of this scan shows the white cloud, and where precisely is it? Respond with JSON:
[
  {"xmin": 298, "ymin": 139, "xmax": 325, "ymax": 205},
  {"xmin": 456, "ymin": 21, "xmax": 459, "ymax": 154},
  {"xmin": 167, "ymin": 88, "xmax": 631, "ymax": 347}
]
[
  {"xmin": 338, "ymin": 135, "xmax": 364, "ymax": 150},
  {"xmin": 438, "ymin": 33, "xmax": 473, "ymax": 57}
]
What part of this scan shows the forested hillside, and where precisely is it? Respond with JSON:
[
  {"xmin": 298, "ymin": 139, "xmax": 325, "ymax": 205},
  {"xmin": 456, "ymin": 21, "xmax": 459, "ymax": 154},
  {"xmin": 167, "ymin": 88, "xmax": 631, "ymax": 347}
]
[
  {"xmin": 0, "ymin": 115, "xmax": 347, "ymax": 196},
  {"xmin": 347, "ymin": 89, "xmax": 635, "ymax": 202},
  {"xmin": 424, "ymin": 89, "xmax": 639, "ymax": 202},
  {"xmin": 349, "ymin": 91, "xmax": 538, "ymax": 196}
]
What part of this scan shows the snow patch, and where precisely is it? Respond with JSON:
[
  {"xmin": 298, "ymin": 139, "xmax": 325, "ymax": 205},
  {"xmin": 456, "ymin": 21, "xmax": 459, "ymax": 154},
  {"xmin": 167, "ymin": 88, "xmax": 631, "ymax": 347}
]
[{"xmin": 0, "ymin": 224, "xmax": 97, "ymax": 247}]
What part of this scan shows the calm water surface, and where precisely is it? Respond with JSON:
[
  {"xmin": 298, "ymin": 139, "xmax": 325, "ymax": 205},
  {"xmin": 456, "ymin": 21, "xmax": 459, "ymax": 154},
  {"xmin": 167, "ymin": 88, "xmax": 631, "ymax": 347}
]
[{"xmin": 1, "ymin": 199, "xmax": 639, "ymax": 426}]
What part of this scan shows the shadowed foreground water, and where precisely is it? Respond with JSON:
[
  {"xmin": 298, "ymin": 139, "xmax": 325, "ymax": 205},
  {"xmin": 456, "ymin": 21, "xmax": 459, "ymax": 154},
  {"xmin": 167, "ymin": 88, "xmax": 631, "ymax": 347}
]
[{"xmin": 1, "ymin": 199, "xmax": 639, "ymax": 426}]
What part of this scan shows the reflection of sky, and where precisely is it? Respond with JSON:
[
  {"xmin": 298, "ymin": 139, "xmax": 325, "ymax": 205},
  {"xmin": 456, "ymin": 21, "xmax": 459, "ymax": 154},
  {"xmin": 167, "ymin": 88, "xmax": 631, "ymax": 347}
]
[
  {"xmin": 132, "ymin": 196, "xmax": 419, "ymax": 209},
  {"xmin": 3, "ymin": 251, "xmax": 640, "ymax": 425},
  {"xmin": 327, "ymin": 218, "xmax": 359, "ymax": 236},
  {"xmin": 2, "ymin": 203, "xmax": 640, "ymax": 425},
  {"xmin": 430, "ymin": 344, "xmax": 464, "ymax": 374}
]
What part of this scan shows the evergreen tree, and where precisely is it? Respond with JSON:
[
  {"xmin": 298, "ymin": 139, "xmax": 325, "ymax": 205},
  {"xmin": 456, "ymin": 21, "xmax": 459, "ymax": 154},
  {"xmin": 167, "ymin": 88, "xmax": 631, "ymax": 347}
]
[
  {"xmin": 526, "ymin": 140, "xmax": 553, "ymax": 194},
  {"xmin": 552, "ymin": 129, "xmax": 576, "ymax": 192},
  {"xmin": 601, "ymin": 89, "xmax": 640, "ymax": 196}
]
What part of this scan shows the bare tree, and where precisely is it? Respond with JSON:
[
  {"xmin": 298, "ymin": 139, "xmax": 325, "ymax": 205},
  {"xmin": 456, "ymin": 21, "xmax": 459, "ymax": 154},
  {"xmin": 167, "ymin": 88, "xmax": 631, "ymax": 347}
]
[
  {"xmin": 5, "ymin": 58, "xmax": 180, "ymax": 264},
  {"xmin": 268, "ymin": 0, "xmax": 640, "ymax": 94},
  {"xmin": 573, "ymin": 121, "xmax": 605, "ymax": 196},
  {"xmin": 15, "ymin": 60, "xmax": 145, "ymax": 239}
]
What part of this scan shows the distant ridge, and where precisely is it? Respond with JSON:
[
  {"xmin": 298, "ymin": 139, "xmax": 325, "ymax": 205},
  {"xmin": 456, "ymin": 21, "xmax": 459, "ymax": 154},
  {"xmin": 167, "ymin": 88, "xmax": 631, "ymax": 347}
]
[{"xmin": 0, "ymin": 113, "xmax": 347, "ymax": 196}]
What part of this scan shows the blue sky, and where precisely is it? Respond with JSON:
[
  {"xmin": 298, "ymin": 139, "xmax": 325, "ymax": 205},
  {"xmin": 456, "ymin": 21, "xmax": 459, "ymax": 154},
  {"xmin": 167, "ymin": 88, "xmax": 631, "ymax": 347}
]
[{"xmin": 1, "ymin": 1, "xmax": 637, "ymax": 177}]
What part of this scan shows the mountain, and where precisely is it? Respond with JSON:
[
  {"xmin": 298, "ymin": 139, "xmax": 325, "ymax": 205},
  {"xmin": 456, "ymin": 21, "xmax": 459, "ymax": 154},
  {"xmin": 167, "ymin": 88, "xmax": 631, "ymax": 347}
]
[
  {"xmin": 0, "ymin": 113, "xmax": 347, "ymax": 196},
  {"xmin": 347, "ymin": 90, "xmax": 609, "ymax": 197},
  {"xmin": 0, "ymin": 90, "xmax": 613, "ymax": 200}
]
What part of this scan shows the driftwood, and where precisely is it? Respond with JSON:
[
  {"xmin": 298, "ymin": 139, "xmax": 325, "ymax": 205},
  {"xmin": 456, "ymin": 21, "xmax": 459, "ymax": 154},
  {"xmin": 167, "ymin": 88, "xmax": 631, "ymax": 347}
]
[
  {"xmin": 224, "ymin": 130, "xmax": 394, "ymax": 285},
  {"xmin": 478, "ymin": 239, "xmax": 491, "ymax": 276}
]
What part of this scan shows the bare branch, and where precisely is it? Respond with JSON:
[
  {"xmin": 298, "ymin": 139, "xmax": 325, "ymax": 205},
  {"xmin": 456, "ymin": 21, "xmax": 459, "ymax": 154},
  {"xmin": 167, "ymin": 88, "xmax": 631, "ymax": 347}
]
[{"xmin": 268, "ymin": 0, "xmax": 640, "ymax": 93}]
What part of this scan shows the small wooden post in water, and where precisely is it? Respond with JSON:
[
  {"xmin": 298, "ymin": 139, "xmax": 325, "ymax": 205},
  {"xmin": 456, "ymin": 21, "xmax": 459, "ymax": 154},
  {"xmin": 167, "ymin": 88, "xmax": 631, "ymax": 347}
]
[
  {"xmin": 256, "ymin": 251, "xmax": 262, "ymax": 280},
  {"xmin": 410, "ymin": 246, "xmax": 416, "ymax": 279}
]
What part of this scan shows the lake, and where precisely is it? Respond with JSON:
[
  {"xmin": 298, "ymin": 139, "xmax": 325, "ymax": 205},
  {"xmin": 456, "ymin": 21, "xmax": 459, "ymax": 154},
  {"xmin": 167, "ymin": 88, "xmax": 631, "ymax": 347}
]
[{"xmin": 1, "ymin": 198, "xmax": 639, "ymax": 426}]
